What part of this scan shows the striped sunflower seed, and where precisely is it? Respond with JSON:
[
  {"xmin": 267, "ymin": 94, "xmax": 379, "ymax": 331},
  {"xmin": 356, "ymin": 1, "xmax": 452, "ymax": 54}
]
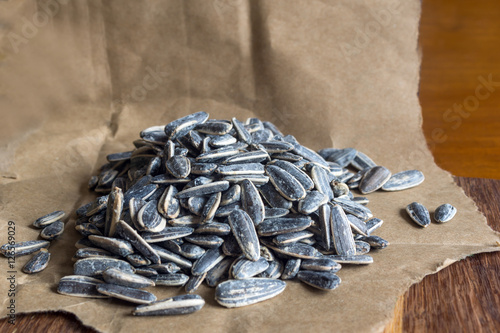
[
  {"xmin": 133, "ymin": 294, "xmax": 205, "ymax": 316},
  {"xmin": 381, "ymin": 169, "xmax": 425, "ymax": 191},
  {"xmin": 359, "ymin": 166, "xmax": 392, "ymax": 194},
  {"xmin": 434, "ymin": 203, "xmax": 457, "ymax": 223},
  {"xmin": 330, "ymin": 204, "xmax": 356, "ymax": 256},
  {"xmin": 74, "ymin": 257, "xmax": 135, "ymax": 276},
  {"xmin": 57, "ymin": 275, "xmax": 109, "ymax": 298},
  {"xmin": 281, "ymin": 259, "xmax": 301, "ymax": 280},
  {"xmin": 103, "ymin": 268, "xmax": 155, "ymax": 288},
  {"xmin": 406, "ymin": 202, "xmax": 431, "ymax": 227},
  {"xmin": 166, "ymin": 155, "xmax": 191, "ymax": 179},
  {"xmin": 215, "ymin": 278, "xmax": 286, "ymax": 308},
  {"xmin": 297, "ymin": 271, "xmax": 341, "ymax": 290},
  {"xmin": 164, "ymin": 111, "xmax": 209, "ymax": 140},
  {"xmin": 40, "ymin": 221, "xmax": 65, "ymax": 240},
  {"xmin": 96, "ymin": 283, "xmax": 156, "ymax": 304},
  {"xmin": 33, "ymin": 210, "xmax": 65, "ymax": 228},
  {"xmin": 266, "ymin": 165, "xmax": 306, "ymax": 201},
  {"xmin": 0, "ymin": 240, "xmax": 50, "ymax": 258},
  {"xmin": 228, "ymin": 209, "xmax": 260, "ymax": 261},
  {"xmin": 22, "ymin": 249, "xmax": 51, "ymax": 274}
]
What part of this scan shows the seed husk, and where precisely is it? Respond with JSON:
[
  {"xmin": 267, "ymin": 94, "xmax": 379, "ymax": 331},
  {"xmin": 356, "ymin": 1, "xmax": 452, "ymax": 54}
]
[
  {"xmin": 201, "ymin": 192, "xmax": 222, "ymax": 223},
  {"xmin": 381, "ymin": 169, "xmax": 425, "ymax": 191},
  {"xmin": 40, "ymin": 221, "xmax": 65, "ymax": 240},
  {"xmin": 96, "ymin": 283, "xmax": 156, "ymax": 304},
  {"xmin": 359, "ymin": 166, "xmax": 392, "ymax": 194},
  {"xmin": 133, "ymin": 294, "xmax": 205, "ymax": 316},
  {"xmin": 74, "ymin": 257, "xmax": 135, "ymax": 276},
  {"xmin": 57, "ymin": 275, "xmax": 109, "ymax": 298},
  {"xmin": 160, "ymin": 240, "xmax": 206, "ymax": 260},
  {"xmin": 228, "ymin": 209, "xmax": 260, "ymax": 261},
  {"xmin": 102, "ymin": 268, "xmax": 155, "ymax": 288},
  {"xmin": 271, "ymin": 159, "xmax": 314, "ymax": 191},
  {"xmin": 151, "ymin": 244, "xmax": 193, "ymax": 269},
  {"xmin": 185, "ymin": 234, "xmax": 224, "ymax": 248},
  {"xmin": 33, "ymin": 210, "xmax": 66, "ymax": 228},
  {"xmin": 434, "ymin": 203, "xmax": 457, "ymax": 223},
  {"xmin": 232, "ymin": 117, "xmax": 252, "ymax": 144},
  {"xmin": 1, "ymin": 240, "xmax": 50, "ymax": 258},
  {"xmin": 330, "ymin": 204, "xmax": 357, "ymax": 256},
  {"xmin": 265, "ymin": 165, "xmax": 306, "ymax": 201},
  {"xmin": 273, "ymin": 230, "xmax": 314, "ymax": 246},
  {"xmin": 215, "ymin": 278, "xmax": 286, "ymax": 308},
  {"xmin": 311, "ymin": 165, "xmax": 334, "ymax": 200},
  {"xmin": 22, "ymin": 249, "xmax": 51, "ymax": 274},
  {"xmin": 154, "ymin": 273, "xmax": 190, "ymax": 286},
  {"xmin": 258, "ymin": 182, "xmax": 293, "ymax": 209},
  {"xmin": 297, "ymin": 271, "xmax": 341, "ymax": 290},
  {"xmin": 406, "ymin": 202, "xmax": 431, "ymax": 227},
  {"xmin": 222, "ymin": 150, "xmax": 269, "ymax": 164},
  {"xmin": 194, "ymin": 222, "xmax": 231, "ymax": 236},
  {"xmin": 357, "ymin": 235, "xmax": 389, "ymax": 249}
]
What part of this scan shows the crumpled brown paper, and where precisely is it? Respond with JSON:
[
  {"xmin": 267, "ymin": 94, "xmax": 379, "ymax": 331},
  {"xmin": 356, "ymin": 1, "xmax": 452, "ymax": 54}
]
[{"xmin": 0, "ymin": 1, "xmax": 499, "ymax": 332}]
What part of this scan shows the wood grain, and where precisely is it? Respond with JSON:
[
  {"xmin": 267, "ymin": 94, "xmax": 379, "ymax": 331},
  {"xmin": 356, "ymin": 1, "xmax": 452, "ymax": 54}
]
[{"xmin": 419, "ymin": 0, "xmax": 500, "ymax": 179}]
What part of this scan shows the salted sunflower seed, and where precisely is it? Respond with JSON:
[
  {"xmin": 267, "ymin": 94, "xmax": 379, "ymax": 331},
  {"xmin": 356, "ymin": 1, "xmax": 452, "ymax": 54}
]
[
  {"xmin": 271, "ymin": 160, "xmax": 314, "ymax": 191},
  {"xmin": 190, "ymin": 162, "xmax": 218, "ymax": 176},
  {"xmin": 357, "ymin": 235, "xmax": 389, "ymax": 249},
  {"xmin": 126, "ymin": 254, "xmax": 151, "ymax": 267},
  {"xmin": 206, "ymin": 257, "xmax": 233, "ymax": 287},
  {"xmin": 57, "ymin": 275, "xmax": 109, "ymax": 298},
  {"xmin": 104, "ymin": 187, "xmax": 123, "ymax": 237},
  {"xmin": 434, "ymin": 203, "xmax": 457, "ymax": 223},
  {"xmin": 176, "ymin": 181, "xmax": 230, "ymax": 199},
  {"xmin": 75, "ymin": 247, "xmax": 119, "ymax": 260},
  {"xmin": 191, "ymin": 247, "xmax": 225, "ymax": 276},
  {"xmin": 281, "ymin": 259, "xmax": 301, "ymax": 280},
  {"xmin": 346, "ymin": 214, "xmax": 368, "ymax": 236},
  {"xmin": 262, "ymin": 241, "xmax": 322, "ymax": 259},
  {"xmin": 0, "ymin": 240, "xmax": 50, "ymax": 258},
  {"xmin": 300, "ymin": 258, "xmax": 341, "ymax": 272},
  {"xmin": 318, "ymin": 148, "xmax": 357, "ymax": 167},
  {"xmin": 160, "ymin": 240, "xmax": 206, "ymax": 260},
  {"xmin": 137, "ymin": 201, "xmax": 166, "ymax": 232},
  {"xmin": 222, "ymin": 174, "xmax": 269, "ymax": 185},
  {"xmin": 381, "ymin": 169, "xmax": 425, "ymax": 191},
  {"xmin": 298, "ymin": 191, "xmax": 328, "ymax": 215},
  {"xmin": 209, "ymin": 134, "xmax": 237, "ymax": 147},
  {"xmin": 257, "ymin": 217, "xmax": 312, "ymax": 237},
  {"xmin": 330, "ymin": 204, "xmax": 356, "ymax": 256},
  {"xmin": 406, "ymin": 202, "xmax": 431, "ymax": 227},
  {"xmin": 325, "ymin": 254, "xmax": 374, "ymax": 265},
  {"xmin": 333, "ymin": 197, "xmax": 373, "ymax": 221},
  {"xmin": 240, "ymin": 179, "xmax": 265, "ymax": 225},
  {"xmin": 115, "ymin": 220, "xmax": 161, "ymax": 265},
  {"xmin": 216, "ymin": 163, "xmax": 265, "ymax": 176},
  {"xmin": 273, "ymin": 230, "xmax": 314, "ymax": 246},
  {"xmin": 258, "ymin": 182, "xmax": 293, "ymax": 210},
  {"xmin": 264, "ymin": 207, "xmax": 289, "ymax": 219},
  {"xmin": 297, "ymin": 271, "xmax": 341, "ymax": 290},
  {"xmin": 164, "ymin": 111, "xmax": 209, "ymax": 140},
  {"xmin": 154, "ymin": 273, "xmax": 190, "ymax": 286},
  {"xmin": 88, "ymin": 235, "xmax": 134, "ymax": 257},
  {"xmin": 186, "ymin": 273, "xmax": 206, "ymax": 293},
  {"xmin": 215, "ymin": 278, "xmax": 286, "ymax": 308},
  {"xmin": 74, "ymin": 257, "xmax": 135, "ymax": 276},
  {"xmin": 196, "ymin": 120, "xmax": 233, "ymax": 135},
  {"xmin": 228, "ymin": 209, "xmax": 260, "ymax": 261},
  {"xmin": 220, "ymin": 184, "xmax": 241, "ymax": 206},
  {"xmin": 33, "ymin": 210, "xmax": 65, "ymax": 228},
  {"xmin": 194, "ymin": 222, "xmax": 231, "ymax": 236},
  {"xmin": 22, "ymin": 249, "xmax": 51, "ymax": 274},
  {"xmin": 232, "ymin": 256, "xmax": 269, "ymax": 279},
  {"xmin": 318, "ymin": 204, "xmax": 332, "ymax": 251},
  {"xmin": 366, "ymin": 218, "xmax": 384, "ymax": 235},
  {"xmin": 102, "ymin": 268, "xmax": 155, "ymax": 288},
  {"xmin": 232, "ymin": 117, "xmax": 252, "ymax": 144},
  {"xmin": 311, "ymin": 165, "xmax": 334, "ymax": 200},
  {"xmin": 40, "ymin": 221, "xmax": 65, "ymax": 240},
  {"xmin": 359, "ymin": 166, "xmax": 392, "ymax": 194},
  {"xmin": 133, "ymin": 294, "xmax": 205, "ymax": 316},
  {"xmin": 166, "ymin": 155, "xmax": 191, "ymax": 179},
  {"xmin": 141, "ymin": 227, "xmax": 194, "ymax": 243},
  {"xmin": 222, "ymin": 150, "xmax": 269, "ymax": 164},
  {"xmin": 150, "ymin": 244, "xmax": 193, "ymax": 269},
  {"xmin": 185, "ymin": 234, "xmax": 224, "ymax": 248},
  {"xmin": 265, "ymin": 165, "xmax": 306, "ymax": 201},
  {"xmin": 201, "ymin": 192, "xmax": 222, "ymax": 223},
  {"xmin": 351, "ymin": 151, "xmax": 376, "ymax": 170},
  {"xmin": 96, "ymin": 283, "xmax": 156, "ymax": 304},
  {"xmin": 158, "ymin": 186, "xmax": 180, "ymax": 219}
]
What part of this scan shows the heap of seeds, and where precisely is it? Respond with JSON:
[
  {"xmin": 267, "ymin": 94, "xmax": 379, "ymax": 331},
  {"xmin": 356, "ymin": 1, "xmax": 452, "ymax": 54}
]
[{"xmin": 2, "ymin": 111, "xmax": 457, "ymax": 315}]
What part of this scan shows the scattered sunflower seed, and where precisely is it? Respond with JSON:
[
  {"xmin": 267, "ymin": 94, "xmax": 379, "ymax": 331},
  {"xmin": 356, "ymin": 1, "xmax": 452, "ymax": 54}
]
[
  {"xmin": 434, "ymin": 203, "xmax": 457, "ymax": 223},
  {"xmin": 133, "ymin": 294, "xmax": 205, "ymax": 316}
]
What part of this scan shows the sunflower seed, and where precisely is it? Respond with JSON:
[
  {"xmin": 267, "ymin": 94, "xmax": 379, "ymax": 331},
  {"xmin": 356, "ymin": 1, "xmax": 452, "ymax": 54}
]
[
  {"xmin": 86, "ymin": 195, "xmax": 108, "ymax": 217},
  {"xmin": 271, "ymin": 160, "xmax": 314, "ymax": 191},
  {"xmin": 133, "ymin": 294, "xmax": 205, "ymax": 316},
  {"xmin": 104, "ymin": 187, "xmax": 123, "ymax": 237},
  {"xmin": 222, "ymin": 174, "xmax": 270, "ymax": 185},
  {"xmin": 281, "ymin": 259, "xmax": 301, "ymax": 280},
  {"xmin": 273, "ymin": 230, "xmax": 314, "ymax": 246},
  {"xmin": 75, "ymin": 247, "xmax": 119, "ymax": 260},
  {"xmin": 209, "ymin": 134, "xmax": 238, "ymax": 147},
  {"xmin": 196, "ymin": 121, "xmax": 233, "ymax": 135},
  {"xmin": 107, "ymin": 151, "xmax": 133, "ymax": 163},
  {"xmin": 217, "ymin": 163, "xmax": 265, "ymax": 176},
  {"xmin": 239, "ymin": 179, "xmax": 265, "ymax": 226},
  {"xmin": 190, "ymin": 162, "xmax": 218, "ymax": 176},
  {"xmin": 141, "ymin": 227, "xmax": 194, "ymax": 243},
  {"xmin": 262, "ymin": 241, "xmax": 322, "ymax": 259},
  {"xmin": 434, "ymin": 203, "xmax": 457, "ymax": 223},
  {"xmin": 126, "ymin": 254, "xmax": 151, "ymax": 267},
  {"xmin": 134, "ymin": 267, "xmax": 159, "ymax": 278},
  {"xmin": 76, "ymin": 223, "xmax": 103, "ymax": 237},
  {"xmin": 185, "ymin": 235, "xmax": 224, "ymax": 248},
  {"xmin": 150, "ymin": 244, "xmax": 192, "ymax": 269},
  {"xmin": 260, "ymin": 141, "xmax": 294, "ymax": 153},
  {"xmin": 406, "ymin": 202, "xmax": 431, "ymax": 227},
  {"xmin": 185, "ymin": 272, "xmax": 207, "ymax": 293},
  {"xmin": 331, "ymin": 181, "xmax": 350, "ymax": 197},
  {"xmin": 115, "ymin": 220, "xmax": 161, "ymax": 265},
  {"xmin": 232, "ymin": 256, "xmax": 269, "ymax": 279},
  {"xmin": 166, "ymin": 155, "xmax": 191, "ymax": 179},
  {"xmin": 352, "ymin": 196, "xmax": 369, "ymax": 205},
  {"xmin": 351, "ymin": 151, "xmax": 376, "ymax": 170},
  {"xmin": 318, "ymin": 148, "xmax": 357, "ymax": 167},
  {"xmin": 221, "ymin": 236, "xmax": 243, "ymax": 257},
  {"xmin": 311, "ymin": 165, "xmax": 334, "ymax": 200},
  {"xmin": 325, "ymin": 254, "xmax": 374, "ymax": 265},
  {"xmin": 215, "ymin": 278, "xmax": 286, "ymax": 308},
  {"xmin": 191, "ymin": 247, "xmax": 225, "ymax": 276},
  {"xmin": 220, "ymin": 184, "xmax": 241, "ymax": 206},
  {"xmin": 222, "ymin": 150, "xmax": 269, "ymax": 164},
  {"xmin": 266, "ymin": 165, "xmax": 306, "ymax": 201},
  {"xmin": 33, "ymin": 210, "xmax": 65, "ymax": 228},
  {"xmin": 381, "ymin": 169, "xmax": 425, "ymax": 191},
  {"xmin": 355, "ymin": 240, "xmax": 371, "ymax": 255},
  {"xmin": 74, "ymin": 257, "xmax": 135, "ymax": 276},
  {"xmin": 346, "ymin": 214, "xmax": 368, "ymax": 236},
  {"xmin": 318, "ymin": 204, "xmax": 332, "ymax": 251},
  {"xmin": 169, "ymin": 215, "xmax": 202, "ymax": 227},
  {"xmin": 365, "ymin": 218, "xmax": 384, "ymax": 235},
  {"xmin": 96, "ymin": 283, "xmax": 156, "ymax": 304},
  {"xmin": 298, "ymin": 191, "xmax": 328, "ymax": 215},
  {"xmin": 258, "ymin": 259, "xmax": 283, "ymax": 279},
  {"xmin": 188, "ymin": 196, "xmax": 207, "ymax": 216},
  {"xmin": 297, "ymin": 271, "xmax": 341, "ymax": 290},
  {"xmin": 300, "ymin": 258, "xmax": 341, "ymax": 272},
  {"xmin": 330, "ymin": 204, "xmax": 356, "ymax": 256},
  {"xmin": 157, "ymin": 186, "xmax": 180, "ymax": 219},
  {"xmin": 359, "ymin": 166, "xmax": 392, "ymax": 194},
  {"xmin": 22, "ymin": 249, "xmax": 50, "ymax": 274},
  {"xmin": 206, "ymin": 257, "xmax": 233, "ymax": 287},
  {"xmin": 152, "ymin": 273, "xmax": 189, "ymax": 287},
  {"xmin": 231, "ymin": 117, "xmax": 252, "ymax": 144},
  {"xmin": 201, "ymin": 192, "xmax": 222, "ymax": 223},
  {"xmin": 57, "ymin": 275, "xmax": 109, "ymax": 298},
  {"xmin": 194, "ymin": 222, "xmax": 231, "ymax": 236},
  {"xmin": 160, "ymin": 240, "xmax": 206, "ymax": 260},
  {"xmin": 228, "ymin": 209, "xmax": 260, "ymax": 261},
  {"xmin": 102, "ymin": 268, "xmax": 155, "ymax": 288},
  {"xmin": 164, "ymin": 111, "xmax": 209, "ymax": 140},
  {"xmin": 357, "ymin": 235, "xmax": 389, "ymax": 249},
  {"xmin": 151, "ymin": 174, "xmax": 192, "ymax": 185},
  {"xmin": 333, "ymin": 197, "xmax": 373, "ymax": 221},
  {"xmin": 1, "ymin": 240, "xmax": 50, "ymax": 258},
  {"xmin": 137, "ymin": 201, "xmax": 165, "ymax": 232},
  {"xmin": 40, "ymin": 221, "xmax": 64, "ymax": 240},
  {"xmin": 264, "ymin": 208, "xmax": 289, "ymax": 219},
  {"xmin": 257, "ymin": 217, "xmax": 312, "ymax": 237},
  {"xmin": 176, "ymin": 181, "xmax": 230, "ymax": 199},
  {"xmin": 88, "ymin": 235, "xmax": 134, "ymax": 257},
  {"xmin": 258, "ymin": 182, "xmax": 293, "ymax": 210},
  {"xmin": 123, "ymin": 176, "xmax": 158, "ymax": 203}
]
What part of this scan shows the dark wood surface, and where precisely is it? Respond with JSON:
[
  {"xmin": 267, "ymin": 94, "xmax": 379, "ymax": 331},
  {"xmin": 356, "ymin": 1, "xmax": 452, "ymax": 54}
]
[{"xmin": 0, "ymin": 177, "xmax": 498, "ymax": 333}]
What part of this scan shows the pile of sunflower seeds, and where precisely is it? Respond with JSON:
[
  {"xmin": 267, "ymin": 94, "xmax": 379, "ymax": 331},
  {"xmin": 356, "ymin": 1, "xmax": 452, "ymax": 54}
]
[{"xmin": 1, "ymin": 111, "xmax": 435, "ymax": 315}]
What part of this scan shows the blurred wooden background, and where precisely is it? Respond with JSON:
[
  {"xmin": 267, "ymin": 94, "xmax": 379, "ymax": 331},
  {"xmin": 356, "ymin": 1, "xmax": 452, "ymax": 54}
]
[{"xmin": 420, "ymin": 0, "xmax": 500, "ymax": 180}]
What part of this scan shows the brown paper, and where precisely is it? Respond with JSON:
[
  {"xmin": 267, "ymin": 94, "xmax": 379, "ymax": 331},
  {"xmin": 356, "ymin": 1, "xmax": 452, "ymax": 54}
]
[{"xmin": 0, "ymin": 1, "xmax": 499, "ymax": 332}]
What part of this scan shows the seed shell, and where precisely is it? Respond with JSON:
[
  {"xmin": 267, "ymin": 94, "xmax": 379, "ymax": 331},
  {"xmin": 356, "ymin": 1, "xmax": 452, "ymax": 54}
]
[
  {"xmin": 0, "ymin": 240, "xmax": 50, "ymax": 258},
  {"xmin": 265, "ymin": 165, "xmax": 306, "ymax": 201},
  {"xmin": 22, "ymin": 249, "xmax": 51, "ymax": 274},
  {"xmin": 297, "ymin": 271, "xmax": 341, "ymax": 290},
  {"xmin": 406, "ymin": 202, "xmax": 431, "ymax": 227},
  {"xmin": 359, "ymin": 166, "xmax": 392, "ymax": 194},
  {"xmin": 330, "ymin": 204, "xmax": 357, "ymax": 256},
  {"xmin": 228, "ymin": 209, "xmax": 260, "ymax": 261},
  {"xmin": 381, "ymin": 169, "xmax": 425, "ymax": 191},
  {"xmin": 133, "ymin": 294, "xmax": 205, "ymax": 316},
  {"xmin": 74, "ymin": 257, "xmax": 135, "ymax": 276},
  {"xmin": 96, "ymin": 283, "xmax": 156, "ymax": 304},
  {"xmin": 33, "ymin": 210, "xmax": 65, "ymax": 228},
  {"xmin": 215, "ymin": 278, "xmax": 286, "ymax": 308},
  {"xmin": 434, "ymin": 203, "xmax": 457, "ymax": 223},
  {"xmin": 102, "ymin": 268, "xmax": 155, "ymax": 288},
  {"xmin": 40, "ymin": 221, "xmax": 65, "ymax": 240},
  {"xmin": 57, "ymin": 275, "xmax": 109, "ymax": 298}
]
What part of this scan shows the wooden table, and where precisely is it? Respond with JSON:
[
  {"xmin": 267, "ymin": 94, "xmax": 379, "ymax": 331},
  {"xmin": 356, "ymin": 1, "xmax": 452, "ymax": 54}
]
[{"xmin": 1, "ymin": 0, "xmax": 500, "ymax": 332}]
